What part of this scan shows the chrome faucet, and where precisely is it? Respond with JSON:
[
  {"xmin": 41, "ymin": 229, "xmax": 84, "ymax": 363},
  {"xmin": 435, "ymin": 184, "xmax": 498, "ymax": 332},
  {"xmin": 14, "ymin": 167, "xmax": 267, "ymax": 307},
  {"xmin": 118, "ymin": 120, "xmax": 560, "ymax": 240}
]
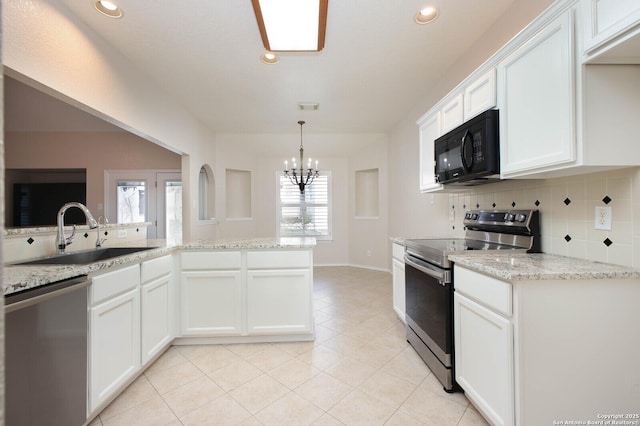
[
  {"xmin": 96, "ymin": 216, "xmax": 109, "ymax": 248},
  {"xmin": 56, "ymin": 202, "xmax": 98, "ymax": 253}
]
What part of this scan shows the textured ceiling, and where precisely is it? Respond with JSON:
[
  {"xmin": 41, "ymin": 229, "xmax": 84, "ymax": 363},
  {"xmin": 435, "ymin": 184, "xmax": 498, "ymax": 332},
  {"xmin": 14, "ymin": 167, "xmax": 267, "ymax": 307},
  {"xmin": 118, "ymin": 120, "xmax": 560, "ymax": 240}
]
[{"xmin": 9, "ymin": 0, "xmax": 516, "ymax": 134}]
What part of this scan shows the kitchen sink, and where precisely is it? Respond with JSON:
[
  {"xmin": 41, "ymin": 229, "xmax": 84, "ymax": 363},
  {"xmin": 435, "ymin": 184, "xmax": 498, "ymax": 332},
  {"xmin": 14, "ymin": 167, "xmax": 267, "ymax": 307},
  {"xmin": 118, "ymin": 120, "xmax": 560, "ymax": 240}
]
[{"xmin": 15, "ymin": 247, "xmax": 156, "ymax": 266}]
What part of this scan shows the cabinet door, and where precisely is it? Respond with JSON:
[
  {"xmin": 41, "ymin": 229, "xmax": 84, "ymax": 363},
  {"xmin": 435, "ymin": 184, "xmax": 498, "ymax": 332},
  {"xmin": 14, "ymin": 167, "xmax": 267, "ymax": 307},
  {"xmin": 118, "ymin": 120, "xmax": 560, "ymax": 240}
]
[
  {"xmin": 417, "ymin": 110, "xmax": 443, "ymax": 192},
  {"xmin": 391, "ymin": 258, "xmax": 406, "ymax": 323},
  {"xmin": 582, "ymin": 0, "xmax": 640, "ymax": 55},
  {"xmin": 181, "ymin": 270, "xmax": 242, "ymax": 336},
  {"xmin": 498, "ymin": 10, "xmax": 575, "ymax": 177},
  {"xmin": 90, "ymin": 288, "xmax": 141, "ymax": 413},
  {"xmin": 454, "ymin": 292, "xmax": 514, "ymax": 426},
  {"xmin": 441, "ymin": 93, "xmax": 464, "ymax": 133},
  {"xmin": 464, "ymin": 69, "xmax": 496, "ymax": 120},
  {"xmin": 141, "ymin": 273, "xmax": 173, "ymax": 365},
  {"xmin": 246, "ymin": 269, "xmax": 312, "ymax": 335}
]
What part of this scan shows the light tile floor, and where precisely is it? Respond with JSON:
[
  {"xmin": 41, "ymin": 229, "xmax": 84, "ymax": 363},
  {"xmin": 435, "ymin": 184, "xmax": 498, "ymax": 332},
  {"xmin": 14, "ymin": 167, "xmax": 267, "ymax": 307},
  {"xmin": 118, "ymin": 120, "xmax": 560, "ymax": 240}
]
[{"xmin": 91, "ymin": 266, "xmax": 488, "ymax": 426}]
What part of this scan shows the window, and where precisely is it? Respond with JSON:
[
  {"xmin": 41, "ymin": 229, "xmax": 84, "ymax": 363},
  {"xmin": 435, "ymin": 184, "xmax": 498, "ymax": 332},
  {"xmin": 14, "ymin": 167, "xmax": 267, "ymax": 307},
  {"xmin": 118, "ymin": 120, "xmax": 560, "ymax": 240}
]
[
  {"xmin": 277, "ymin": 172, "xmax": 331, "ymax": 240},
  {"xmin": 116, "ymin": 180, "xmax": 146, "ymax": 223}
]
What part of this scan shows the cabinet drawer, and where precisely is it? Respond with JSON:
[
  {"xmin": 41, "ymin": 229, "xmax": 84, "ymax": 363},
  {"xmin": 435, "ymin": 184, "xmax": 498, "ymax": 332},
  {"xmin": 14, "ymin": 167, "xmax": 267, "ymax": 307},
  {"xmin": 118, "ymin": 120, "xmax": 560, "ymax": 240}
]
[
  {"xmin": 454, "ymin": 266, "xmax": 512, "ymax": 316},
  {"xmin": 91, "ymin": 264, "xmax": 140, "ymax": 305},
  {"xmin": 181, "ymin": 251, "xmax": 241, "ymax": 270},
  {"xmin": 392, "ymin": 243, "xmax": 405, "ymax": 261},
  {"xmin": 141, "ymin": 255, "xmax": 172, "ymax": 283},
  {"xmin": 247, "ymin": 250, "xmax": 310, "ymax": 269}
]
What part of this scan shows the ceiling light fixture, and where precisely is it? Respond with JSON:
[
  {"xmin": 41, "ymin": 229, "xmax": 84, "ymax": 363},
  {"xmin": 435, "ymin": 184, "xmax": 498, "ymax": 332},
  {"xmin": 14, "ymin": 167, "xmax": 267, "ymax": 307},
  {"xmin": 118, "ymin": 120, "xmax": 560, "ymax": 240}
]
[
  {"xmin": 94, "ymin": 0, "xmax": 123, "ymax": 18},
  {"xmin": 298, "ymin": 102, "xmax": 319, "ymax": 111},
  {"xmin": 283, "ymin": 121, "xmax": 319, "ymax": 194},
  {"xmin": 261, "ymin": 51, "xmax": 280, "ymax": 64},
  {"xmin": 415, "ymin": 6, "xmax": 439, "ymax": 24},
  {"xmin": 252, "ymin": 0, "xmax": 329, "ymax": 52}
]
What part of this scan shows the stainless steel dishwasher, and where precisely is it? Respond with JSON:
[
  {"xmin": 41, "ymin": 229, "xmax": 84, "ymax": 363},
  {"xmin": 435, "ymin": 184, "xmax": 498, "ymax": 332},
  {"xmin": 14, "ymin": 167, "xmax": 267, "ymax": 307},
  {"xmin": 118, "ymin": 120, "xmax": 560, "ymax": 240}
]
[{"xmin": 5, "ymin": 275, "xmax": 90, "ymax": 426}]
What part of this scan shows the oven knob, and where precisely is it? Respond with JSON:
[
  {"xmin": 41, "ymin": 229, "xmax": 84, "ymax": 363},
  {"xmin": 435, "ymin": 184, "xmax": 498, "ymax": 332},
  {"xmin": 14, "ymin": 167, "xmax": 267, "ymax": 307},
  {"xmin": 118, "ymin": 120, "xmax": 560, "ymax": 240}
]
[
  {"xmin": 465, "ymin": 213, "xmax": 471, "ymax": 220},
  {"xmin": 472, "ymin": 213, "xmax": 478, "ymax": 220},
  {"xmin": 507, "ymin": 214, "xmax": 516, "ymax": 222},
  {"xmin": 516, "ymin": 214, "xmax": 527, "ymax": 223}
]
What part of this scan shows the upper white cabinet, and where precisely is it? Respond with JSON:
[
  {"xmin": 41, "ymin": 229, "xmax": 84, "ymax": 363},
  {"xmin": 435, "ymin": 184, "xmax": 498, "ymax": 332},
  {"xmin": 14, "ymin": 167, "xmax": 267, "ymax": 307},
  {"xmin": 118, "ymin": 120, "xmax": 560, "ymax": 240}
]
[
  {"xmin": 417, "ymin": 69, "xmax": 496, "ymax": 193},
  {"xmin": 498, "ymin": 10, "xmax": 576, "ymax": 177},
  {"xmin": 582, "ymin": 0, "xmax": 640, "ymax": 62},
  {"xmin": 417, "ymin": 110, "xmax": 442, "ymax": 192},
  {"xmin": 463, "ymin": 70, "xmax": 497, "ymax": 121},
  {"xmin": 440, "ymin": 94, "xmax": 464, "ymax": 134}
]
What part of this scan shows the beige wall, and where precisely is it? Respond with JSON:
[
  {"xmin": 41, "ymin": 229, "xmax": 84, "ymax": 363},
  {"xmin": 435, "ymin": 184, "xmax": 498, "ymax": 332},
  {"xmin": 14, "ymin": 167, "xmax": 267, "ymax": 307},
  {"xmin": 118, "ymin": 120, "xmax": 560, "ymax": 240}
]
[
  {"xmin": 4, "ymin": 0, "xmax": 218, "ymax": 240},
  {"xmin": 5, "ymin": 131, "xmax": 181, "ymax": 224},
  {"xmin": 214, "ymin": 132, "xmax": 388, "ymax": 267}
]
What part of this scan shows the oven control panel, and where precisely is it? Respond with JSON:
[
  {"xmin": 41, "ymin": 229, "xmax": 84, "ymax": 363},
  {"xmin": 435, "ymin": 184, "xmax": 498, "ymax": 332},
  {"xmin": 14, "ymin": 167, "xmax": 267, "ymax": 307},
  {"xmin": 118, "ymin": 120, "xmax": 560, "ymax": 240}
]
[{"xmin": 463, "ymin": 209, "xmax": 538, "ymax": 232}]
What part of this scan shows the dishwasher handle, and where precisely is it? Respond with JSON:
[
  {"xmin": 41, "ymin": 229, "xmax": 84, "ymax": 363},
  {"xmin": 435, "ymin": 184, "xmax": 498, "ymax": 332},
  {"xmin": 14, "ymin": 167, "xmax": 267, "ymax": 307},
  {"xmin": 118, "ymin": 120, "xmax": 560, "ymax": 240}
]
[
  {"xmin": 404, "ymin": 254, "xmax": 452, "ymax": 285},
  {"xmin": 4, "ymin": 275, "xmax": 90, "ymax": 313}
]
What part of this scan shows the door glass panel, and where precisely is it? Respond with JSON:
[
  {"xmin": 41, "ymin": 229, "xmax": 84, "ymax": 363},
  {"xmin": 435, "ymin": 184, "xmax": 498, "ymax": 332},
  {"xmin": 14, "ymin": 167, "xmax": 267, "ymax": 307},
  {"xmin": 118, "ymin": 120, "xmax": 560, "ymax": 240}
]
[
  {"xmin": 165, "ymin": 181, "xmax": 182, "ymax": 244},
  {"xmin": 116, "ymin": 181, "xmax": 146, "ymax": 223}
]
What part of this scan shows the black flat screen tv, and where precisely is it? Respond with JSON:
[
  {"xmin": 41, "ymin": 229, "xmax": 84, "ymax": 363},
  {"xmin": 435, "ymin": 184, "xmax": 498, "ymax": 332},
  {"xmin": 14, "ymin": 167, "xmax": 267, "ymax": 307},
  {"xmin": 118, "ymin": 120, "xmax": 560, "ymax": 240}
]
[{"xmin": 13, "ymin": 182, "xmax": 87, "ymax": 227}]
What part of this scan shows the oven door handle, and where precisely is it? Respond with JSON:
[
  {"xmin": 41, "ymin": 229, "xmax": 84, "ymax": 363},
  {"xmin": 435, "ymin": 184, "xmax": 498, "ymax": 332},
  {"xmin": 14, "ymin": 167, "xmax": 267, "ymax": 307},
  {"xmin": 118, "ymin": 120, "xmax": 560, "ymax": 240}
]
[{"xmin": 404, "ymin": 254, "xmax": 451, "ymax": 285}]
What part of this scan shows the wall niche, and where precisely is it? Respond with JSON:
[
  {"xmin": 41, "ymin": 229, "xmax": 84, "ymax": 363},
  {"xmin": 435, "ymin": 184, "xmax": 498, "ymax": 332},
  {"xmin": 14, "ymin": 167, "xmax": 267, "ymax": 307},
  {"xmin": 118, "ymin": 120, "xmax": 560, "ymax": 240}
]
[{"xmin": 355, "ymin": 168, "xmax": 379, "ymax": 218}]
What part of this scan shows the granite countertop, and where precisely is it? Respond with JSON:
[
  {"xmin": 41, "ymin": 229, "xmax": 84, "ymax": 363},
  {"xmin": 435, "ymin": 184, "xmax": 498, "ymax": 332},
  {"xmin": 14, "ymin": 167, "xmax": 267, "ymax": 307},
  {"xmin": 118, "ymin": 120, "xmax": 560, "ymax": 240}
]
[
  {"xmin": 448, "ymin": 252, "xmax": 640, "ymax": 281},
  {"xmin": 3, "ymin": 237, "xmax": 316, "ymax": 295}
]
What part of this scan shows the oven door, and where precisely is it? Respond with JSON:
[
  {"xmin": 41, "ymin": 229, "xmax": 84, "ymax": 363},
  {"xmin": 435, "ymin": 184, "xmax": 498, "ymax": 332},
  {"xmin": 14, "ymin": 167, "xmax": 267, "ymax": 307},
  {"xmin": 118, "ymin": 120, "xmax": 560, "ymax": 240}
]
[{"xmin": 404, "ymin": 253, "xmax": 453, "ymax": 365}]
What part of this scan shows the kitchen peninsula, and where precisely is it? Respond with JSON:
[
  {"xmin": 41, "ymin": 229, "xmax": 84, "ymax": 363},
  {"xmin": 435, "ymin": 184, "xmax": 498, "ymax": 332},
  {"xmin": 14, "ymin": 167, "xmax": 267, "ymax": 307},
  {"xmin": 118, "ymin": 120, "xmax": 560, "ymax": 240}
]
[{"xmin": 3, "ymin": 235, "xmax": 316, "ymax": 420}]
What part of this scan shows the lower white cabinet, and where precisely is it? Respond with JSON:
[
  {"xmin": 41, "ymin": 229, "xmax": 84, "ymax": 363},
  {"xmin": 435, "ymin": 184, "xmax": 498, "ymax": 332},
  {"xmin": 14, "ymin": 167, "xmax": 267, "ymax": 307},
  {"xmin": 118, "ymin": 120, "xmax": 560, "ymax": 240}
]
[
  {"xmin": 141, "ymin": 255, "xmax": 174, "ymax": 364},
  {"xmin": 181, "ymin": 270, "xmax": 242, "ymax": 335},
  {"xmin": 391, "ymin": 243, "xmax": 406, "ymax": 322},
  {"xmin": 247, "ymin": 269, "xmax": 312, "ymax": 334},
  {"xmin": 454, "ymin": 292, "xmax": 513, "ymax": 426},
  {"xmin": 89, "ymin": 265, "xmax": 141, "ymax": 413},
  {"xmin": 454, "ymin": 264, "xmax": 640, "ymax": 425},
  {"xmin": 179, "ymin": 249, "xmax": 313, "ymax": 339}
]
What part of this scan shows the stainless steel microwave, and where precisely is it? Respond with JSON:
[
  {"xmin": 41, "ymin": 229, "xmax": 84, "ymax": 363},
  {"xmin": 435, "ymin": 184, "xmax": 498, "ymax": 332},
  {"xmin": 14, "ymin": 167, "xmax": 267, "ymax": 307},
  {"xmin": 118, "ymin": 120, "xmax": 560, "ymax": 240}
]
[{"xmin": 434, "ymin": 109, "xmax": 500, "ymax": 185}]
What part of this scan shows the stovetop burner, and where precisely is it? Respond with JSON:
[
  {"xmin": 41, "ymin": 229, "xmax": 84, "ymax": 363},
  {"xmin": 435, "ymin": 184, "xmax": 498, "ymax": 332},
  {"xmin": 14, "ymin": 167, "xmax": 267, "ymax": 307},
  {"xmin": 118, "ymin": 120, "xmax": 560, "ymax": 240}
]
[{"xmin": 406, "ymin": 209, "xmax": 540, "ymax": 268}]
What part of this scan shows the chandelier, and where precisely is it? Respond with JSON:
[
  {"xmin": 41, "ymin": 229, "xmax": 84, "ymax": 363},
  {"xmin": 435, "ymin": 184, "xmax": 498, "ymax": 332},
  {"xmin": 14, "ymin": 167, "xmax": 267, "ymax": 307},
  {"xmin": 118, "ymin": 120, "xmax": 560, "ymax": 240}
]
[{"xmin": 284, "ymin": 121, "xmax": 319, "ymax": 194}]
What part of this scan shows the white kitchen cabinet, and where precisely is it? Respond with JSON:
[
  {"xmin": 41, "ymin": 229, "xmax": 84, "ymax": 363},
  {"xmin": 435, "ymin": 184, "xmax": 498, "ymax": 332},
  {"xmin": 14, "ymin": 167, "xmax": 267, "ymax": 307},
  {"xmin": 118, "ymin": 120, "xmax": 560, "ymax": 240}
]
[
  {"xmin": 498, "ymin": 9, "xmax": 575, "ymax": 177},
  {"xmin": 391, "ymin": 243, "xmax": 406, "ymax": 322},
  {"xmin": 582, "ymin": 0, "xmax": 640, "ymax": 62},
  {"xmin": 89, "ymin": 265, "xmax": 141, "ymax": 413},
  {"xmin": 440, "ymin": 93, "xmax": 464, "ymax": 134},
  {"xmin": 246, "ymin": 250, "xmax": 313, "ymax": 335},
  {"xmin": 140, "ymin": 255, "xmax": 173, "ymax": 364},
  {"xmin": 417, "ymin": 110, "xmax": 443, "ymax": 192},
  {"xmin": 463, "ymin": 69, "xmax": 497, "ymax": 121},
  {"xmin": 454, "ymin": 292, "xmax": 513, "ymax": 426},
  {"xmin": 180, "ymin": 251, "xmax": 242, "ymax": 336},
  {"xmin": 454, "ymin": 264, "xmax": 640, "ymax": 425},
  {"xmin": 246, "ymin": 269, "xmax": 312, "ymax": 334}
]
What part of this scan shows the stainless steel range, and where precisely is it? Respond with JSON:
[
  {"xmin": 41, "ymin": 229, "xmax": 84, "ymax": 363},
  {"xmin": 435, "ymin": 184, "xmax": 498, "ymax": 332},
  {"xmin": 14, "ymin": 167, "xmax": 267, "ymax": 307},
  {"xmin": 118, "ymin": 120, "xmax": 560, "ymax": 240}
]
[{"xmin": 404, "ymin": 209, "xmax": 540, "ymax": 392}]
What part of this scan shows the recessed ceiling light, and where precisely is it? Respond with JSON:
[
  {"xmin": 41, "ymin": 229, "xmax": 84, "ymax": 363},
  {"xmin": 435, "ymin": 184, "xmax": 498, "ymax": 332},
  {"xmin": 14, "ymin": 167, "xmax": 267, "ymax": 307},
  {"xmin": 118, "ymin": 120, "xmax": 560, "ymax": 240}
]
[
  {"xmin": 415, "ymin": 6, "xmax": 439, "ymax": 24},
  {"xmin": 94, "ymin": 1, "xmax": 123, "ymax": 18},
  {"xmin": 261, "ymin": 51, "xmax": 280, "ymax": 64}
]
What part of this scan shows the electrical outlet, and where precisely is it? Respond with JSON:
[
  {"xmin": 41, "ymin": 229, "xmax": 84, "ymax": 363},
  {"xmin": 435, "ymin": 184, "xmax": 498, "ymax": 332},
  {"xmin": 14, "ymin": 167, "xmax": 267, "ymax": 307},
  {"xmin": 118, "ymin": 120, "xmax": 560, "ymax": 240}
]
[
  {"xmin": 449, "ymin": 208, "xmax": 455, "ymax": 223},
  {"xmin": 366, "ymin": 249, "xmax": 372, "ymax": 257},
  {"xmin": 594, "ymin": 206, "xmax": 612, "ymax": 231},
  {"xmin": 117, "ymin": 229, "xmax": 128, "ymax": 238}
]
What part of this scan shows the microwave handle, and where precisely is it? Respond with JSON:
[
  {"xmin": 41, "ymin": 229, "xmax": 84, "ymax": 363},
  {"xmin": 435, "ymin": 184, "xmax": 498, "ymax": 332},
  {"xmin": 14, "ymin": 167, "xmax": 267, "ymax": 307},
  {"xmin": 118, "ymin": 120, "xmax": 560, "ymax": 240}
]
[{"xmin": 461, "ymin": 129, "xmax": 474, "ymax": 172}]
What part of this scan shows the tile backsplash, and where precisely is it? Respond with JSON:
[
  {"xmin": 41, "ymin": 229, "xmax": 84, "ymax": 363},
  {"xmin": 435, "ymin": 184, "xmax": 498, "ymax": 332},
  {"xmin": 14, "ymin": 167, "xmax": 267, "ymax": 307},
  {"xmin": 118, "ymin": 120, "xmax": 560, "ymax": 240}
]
[
  {"xmin": 2, "ymin": 223, "xmax": 149, "ymax": 264},
  {"xmin": 448, "ymin": 167, "xmax": 640, "ymax": 268}
]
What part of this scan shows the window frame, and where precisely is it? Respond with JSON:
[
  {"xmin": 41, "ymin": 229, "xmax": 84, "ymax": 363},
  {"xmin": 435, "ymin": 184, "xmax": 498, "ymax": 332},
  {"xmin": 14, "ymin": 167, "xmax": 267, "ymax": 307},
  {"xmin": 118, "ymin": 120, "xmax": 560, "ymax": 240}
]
[{"xmin": 276, "ymin": 171, "xmax": 332, "ymax": 241}]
